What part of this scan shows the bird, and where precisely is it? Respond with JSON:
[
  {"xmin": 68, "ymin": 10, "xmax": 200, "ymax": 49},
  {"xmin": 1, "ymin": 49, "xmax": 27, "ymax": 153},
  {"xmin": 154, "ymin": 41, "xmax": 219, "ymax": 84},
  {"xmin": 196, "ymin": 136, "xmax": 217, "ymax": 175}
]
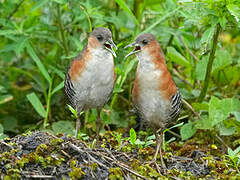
[
  {"xmin": 125, "ymin": 33, "xmax": 182, "ymax": 169},
  {"xmin": 64, "ymin": 27, "xmax": 117, "ymax": 143}
]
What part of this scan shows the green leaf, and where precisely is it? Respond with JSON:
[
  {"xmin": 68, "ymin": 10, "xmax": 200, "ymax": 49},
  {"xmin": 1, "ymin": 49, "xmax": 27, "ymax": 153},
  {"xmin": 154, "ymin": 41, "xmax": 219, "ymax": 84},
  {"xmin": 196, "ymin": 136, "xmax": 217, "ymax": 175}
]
[
  {"xmin": 233, "ymin": 112, "xmax": 240, "ymax": 122},
  {"xmin": 51, "ymin": 81, "xmax": 64, "ymax": 95},
  {"xmin": 31, "ymin": 0, "xmax": 49, "ymax": 12},
  {"xmin": 227, "ymin": 4, "xmax": 240, "ymax": 22},
  {"xmin": 52, "ymin": 121, "xmax": 74, "ymax": 136},
  {"xmin": 196, "ymin": 56, "xmax": 208, "ymax": 80},
  {"xmin": 114, "ymin": 0, "xmax": 138, "ymax": 25},
  {"xmin": 0, "ymin": 124, "xmax": 8, "ymax": 140},
  {"xmin": 0, "ymin": 30, "xmax": 19, "ymax": 36},
  {"xmin": 67, "ymin": 104, "xmax": 78, "ymax": 119},
  {"xmin": 142, "ymin": 7, "xmax": 181, "ymax": 33},
  {"xmin": 129, "ymin": 128, "xmax": 136, "ymax": 145},
  {"xmin": 209, "ymin": 96, "xmax": 236, "ymax": 126},
  {"xmin": 0, "ymin": 95, "xmax": 13, "ymax": 104},
  {"xmin": 3, "ymin": 116, "xmax": 18, "ymax": 132},
  {"xmin": 180, "ymin": 121, "xmax": 196, "ymax": 140},
  {"xmin": 49, "ymin": 65, "xmax": 65, "ymax": 79},
  {"xmin": 200, "ymin": 25, "xmax": 216, "ymax": 51},
  {"xmin": 167, "ymin": 47, "xmax": 191, "ymax": 67},
  {"xmin": 26, "ymin": 41, "xmax": 52, "ymax": 84},
  {"xmin": 213, "ymin": 50, "xmax": 232, "ymax": 73},
  {"xmin": 52, "ymin": 0, "xmax": 68, "ymax": 4},
  {"xmin": 27, "ymin": 92, "xmax": 46, "ymax": 118},
  {"xmin": 164, "ymin": 122, "xmax": 184, "ymax": 133}
]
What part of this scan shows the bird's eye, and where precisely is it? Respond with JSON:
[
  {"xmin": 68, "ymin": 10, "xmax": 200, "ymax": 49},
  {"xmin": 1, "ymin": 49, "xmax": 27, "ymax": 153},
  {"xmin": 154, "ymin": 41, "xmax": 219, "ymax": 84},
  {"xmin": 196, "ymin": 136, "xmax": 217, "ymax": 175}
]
[
  {"xmin": 142, "ymin": 39, "xmax": 148, "ymax": 45},
  {"xmin": 97, "ymin": 35, "xmax": 103, "ymax": 41}
]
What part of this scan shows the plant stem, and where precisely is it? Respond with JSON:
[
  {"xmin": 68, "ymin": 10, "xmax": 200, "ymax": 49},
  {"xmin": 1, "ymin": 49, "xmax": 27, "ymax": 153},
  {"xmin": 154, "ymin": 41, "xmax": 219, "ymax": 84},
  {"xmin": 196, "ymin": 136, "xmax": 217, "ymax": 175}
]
[
  {"xmin": 198, "ymin": 23, "xmax": 221, "ymax": 102},
  {"xmin": 56, "ymin": 5, "xmax": 69, "ymax": 56},
  {"xmin": 80, "ymin": 5, "xmax": 92, "ymax": 32},
  {"xmin": 44, "ymin": 79, "xmax": 53, "ymax": 128}
]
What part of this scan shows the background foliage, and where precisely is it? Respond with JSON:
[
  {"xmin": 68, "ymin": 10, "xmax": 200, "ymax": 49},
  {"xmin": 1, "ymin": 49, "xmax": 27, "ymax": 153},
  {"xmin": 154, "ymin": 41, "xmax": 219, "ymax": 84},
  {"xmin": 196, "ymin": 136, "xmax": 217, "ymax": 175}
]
[{"xmin": 0, "ymin": 0, "xmax": 240, "ymax": 151}]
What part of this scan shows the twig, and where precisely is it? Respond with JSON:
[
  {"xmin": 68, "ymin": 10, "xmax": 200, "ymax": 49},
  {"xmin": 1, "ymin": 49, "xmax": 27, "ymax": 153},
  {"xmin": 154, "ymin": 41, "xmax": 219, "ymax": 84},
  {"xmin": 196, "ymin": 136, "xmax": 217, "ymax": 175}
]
[
  {"xmin": 216, "ymin": 135, "xmax": 229, "ymax": 149},
  {"xmin": 68, "ymin": 143, "xmax": 108, "ymax": 169},
  {"xmin": 173, "ymin": 68, "xmax": 193, "ymax": 88},
  {"xmin": 0, "ymin": 140, "xmax": 14, "ymax": 150},
  {"xmin": 182, "ymin": 99, "xmax": 203, "ymax": 120},
  {"xmin": 22, "ymin": 174, "xmax": 55, "ymax": 179},
  {"xmin": 168, "ymin": 130, "xmax": 181, "ymax": 139},
  {"xmin": 179, "ymin": 36, "xmax": 200, "ymax": 62},
  {"xmin": 97, "ymin": 152, "xmax": 148, "ymax": 180}
]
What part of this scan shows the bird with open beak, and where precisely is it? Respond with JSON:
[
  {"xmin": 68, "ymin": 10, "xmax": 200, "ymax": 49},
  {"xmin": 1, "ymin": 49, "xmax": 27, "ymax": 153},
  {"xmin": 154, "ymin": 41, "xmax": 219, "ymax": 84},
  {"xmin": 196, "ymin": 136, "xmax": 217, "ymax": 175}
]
[
  {"xmin": 125, "ymin": 33, "xmax": 182, "ymax": 170},
  {"xmin": 64, "ymin": 27, "xmax": 117, "ymax": 144}
]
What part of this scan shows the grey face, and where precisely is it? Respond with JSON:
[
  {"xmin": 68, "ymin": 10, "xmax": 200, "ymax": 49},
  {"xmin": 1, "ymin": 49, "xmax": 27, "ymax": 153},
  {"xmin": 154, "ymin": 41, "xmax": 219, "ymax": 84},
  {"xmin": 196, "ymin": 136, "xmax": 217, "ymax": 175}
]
[
  {"xmin": 125, "ymin": 33, "xmax": 156, "ymax": 58},
  {"xmin": 91, "ymin": 27, "xmax": 117, "ymax": 57}
]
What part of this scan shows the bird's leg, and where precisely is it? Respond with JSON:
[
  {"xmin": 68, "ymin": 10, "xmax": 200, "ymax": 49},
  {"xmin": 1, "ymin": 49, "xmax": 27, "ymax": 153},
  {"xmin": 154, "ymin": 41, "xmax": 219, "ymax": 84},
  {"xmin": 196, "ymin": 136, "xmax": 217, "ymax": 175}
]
[
  {"xmin": 96, "ymin": 108, "xmax": 101, "ymax": 146},
  {"xmin": 158, "ymin": 131, "xmax": 166, "ymax": 168},
  {"xmin": 75, "ymin": 112, "xmax": 81, "ymax": 138},
  {"xmin": 75, "ymin": 108, "xmax": 82, "ymax": 138}
]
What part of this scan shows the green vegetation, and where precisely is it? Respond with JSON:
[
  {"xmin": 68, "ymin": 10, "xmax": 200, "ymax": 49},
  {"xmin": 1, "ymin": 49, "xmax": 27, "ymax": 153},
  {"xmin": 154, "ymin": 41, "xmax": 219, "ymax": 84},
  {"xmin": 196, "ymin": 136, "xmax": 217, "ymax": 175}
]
[{"xmin": 0, "ymin": 0, "xmax": 240, "ymax": 178}]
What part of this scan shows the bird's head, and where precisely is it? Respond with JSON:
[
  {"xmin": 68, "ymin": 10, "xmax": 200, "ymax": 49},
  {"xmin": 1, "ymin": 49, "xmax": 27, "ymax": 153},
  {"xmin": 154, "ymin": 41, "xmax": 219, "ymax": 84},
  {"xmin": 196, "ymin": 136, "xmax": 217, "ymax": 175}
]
[
  {"xmin": 125, "ymin": 33, "xmax": 158, "ymax": 59},
  {"xmin": 89, "ymin": 27, "xmax": 117, "ymax": 57}
]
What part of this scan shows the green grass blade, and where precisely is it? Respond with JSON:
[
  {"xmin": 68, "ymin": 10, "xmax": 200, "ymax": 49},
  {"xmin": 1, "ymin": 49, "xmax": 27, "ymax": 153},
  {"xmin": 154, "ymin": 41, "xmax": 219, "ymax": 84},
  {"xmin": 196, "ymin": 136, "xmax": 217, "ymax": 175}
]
[
  {"xmin": 114, "ymin": 0, "xmax": 139, "ymax": 25},
  {"xmin": 142, "ymin": 7, "xmax": 181, "ymax": 33},
  {"xmin": 26, "ymin": 41, "xmax": 52, "ymax": 84},
  {"xmin": 27, "ymin": 92, "xmax": 46, "ymax": 118},
  {"xmin": 51, "ymin": 81, "xmax": 64, "ymax": 95}
]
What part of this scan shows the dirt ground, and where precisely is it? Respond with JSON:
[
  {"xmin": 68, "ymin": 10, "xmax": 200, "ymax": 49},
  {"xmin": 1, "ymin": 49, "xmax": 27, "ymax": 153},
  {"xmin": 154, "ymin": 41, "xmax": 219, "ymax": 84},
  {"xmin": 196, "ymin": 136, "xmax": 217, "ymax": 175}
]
[{"xmin": 0, "ymin": 131, "xmax": 222, "ymax": 179}]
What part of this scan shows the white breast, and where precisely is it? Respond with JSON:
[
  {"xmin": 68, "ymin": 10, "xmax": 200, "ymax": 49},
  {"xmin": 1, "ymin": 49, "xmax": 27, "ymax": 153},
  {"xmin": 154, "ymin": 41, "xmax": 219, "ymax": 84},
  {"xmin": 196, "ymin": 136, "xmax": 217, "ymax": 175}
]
[
  {"xmin": 135, "ymin": 51, "xmax": 170, "ymax": 128},
  {"xmin": 73, "ymin": 48, "xmax": 114, "ymax": 109}
]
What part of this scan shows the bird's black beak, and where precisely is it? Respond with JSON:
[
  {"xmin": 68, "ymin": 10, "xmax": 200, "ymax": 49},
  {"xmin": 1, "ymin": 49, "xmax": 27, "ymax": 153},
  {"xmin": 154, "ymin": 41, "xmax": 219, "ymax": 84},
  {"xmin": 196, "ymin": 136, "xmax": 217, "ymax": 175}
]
[
  {"xmin": 104, "ymin": 39, "xmax": 117, "ymax": 57},
  {"xmin": 124, "ymin": 42, "xmax": 141, "ymax": 59}
]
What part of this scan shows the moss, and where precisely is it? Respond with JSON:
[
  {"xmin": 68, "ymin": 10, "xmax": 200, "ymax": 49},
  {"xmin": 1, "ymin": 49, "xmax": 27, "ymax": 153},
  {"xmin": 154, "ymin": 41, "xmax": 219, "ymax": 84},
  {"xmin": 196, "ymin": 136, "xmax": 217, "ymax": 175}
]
[
  {"xmin": 109, "ymin": 167, "xmax": 124, "ymax": 180},
  {"xmin": 50, "ymin": 138, "xmax": 64, "ymax": 146},
  {"xmin": 69, "ymin": 167, "xmax": 85, "ymax": 180}
]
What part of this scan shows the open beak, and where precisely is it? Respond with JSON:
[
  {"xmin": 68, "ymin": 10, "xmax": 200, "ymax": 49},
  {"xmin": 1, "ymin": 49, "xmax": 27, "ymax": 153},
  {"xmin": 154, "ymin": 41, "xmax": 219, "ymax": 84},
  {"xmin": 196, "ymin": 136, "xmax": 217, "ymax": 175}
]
[
  {"xmin": 124, "ymin": 42, "xmax": 141, "ymax": 58},
  {"xmin": 104, "ymin": 39, "xmax": 117, "ymax": 57}
]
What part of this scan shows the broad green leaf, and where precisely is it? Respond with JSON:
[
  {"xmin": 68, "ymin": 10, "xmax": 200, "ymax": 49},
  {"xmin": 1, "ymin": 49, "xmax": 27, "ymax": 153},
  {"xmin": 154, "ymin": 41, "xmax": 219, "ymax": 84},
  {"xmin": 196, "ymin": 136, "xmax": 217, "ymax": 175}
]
[
  {"xmin": 129, "ymin": 128, "xmax": 136, "ymax": 145},
  {"xmin": 167, "ymin": 47, "xmax": 191, "ymax": 67},
  {"xmin": 27, "ymin": 92, "xmax": 46, "ymax": 118},
  {"xmin": 51, "ymin": 81, "xmax": 64, "ymax": 95},
  {"xmin": 200, "ymin": 25, "xmax": 216, "ymax": 51},
  {"xmin": 195, "ymin": 115, "xmax": 212, "ymax": 130},
  {"xmin": 233, "ymin": 112, "xmax": 240, "ymax": 122},
  {"xmin": 209, "ymin": 96, "xmax": 234, "ymax": 126},
  {"xmin": 218, "ymin": 124, "xmax": 235, "ymax": 136},
  {"xmin": 3, "ymin": 116, "xmax": 18, "ymax": 132},
  {"xmin": 26, "ymin": 41, "xmax": 52, "ymax": 84},
  {"xmin": 227, "ymin": 4, "xmax": 240, "ymax": 22},
  {"xmin": 213, "ymin": 50, "xmax": 232, "ymax": 73},
  {"xmin": 52, "ymin": 121, "xmax": 74, "ymax": 135},
  {"xmin": 114, "ymin": 0, "xmax": 138, "ymax": 25},
  {"xmin": 180, "ymin": 121, "xmax": 196, "ymax": 140},
  {"xmin": 196, "ymin": 56, "xmax": 208, "ymax": 80},
  {"xmin": 31, "ymin": 0, "xmax": 48, "ymax": 12}
]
